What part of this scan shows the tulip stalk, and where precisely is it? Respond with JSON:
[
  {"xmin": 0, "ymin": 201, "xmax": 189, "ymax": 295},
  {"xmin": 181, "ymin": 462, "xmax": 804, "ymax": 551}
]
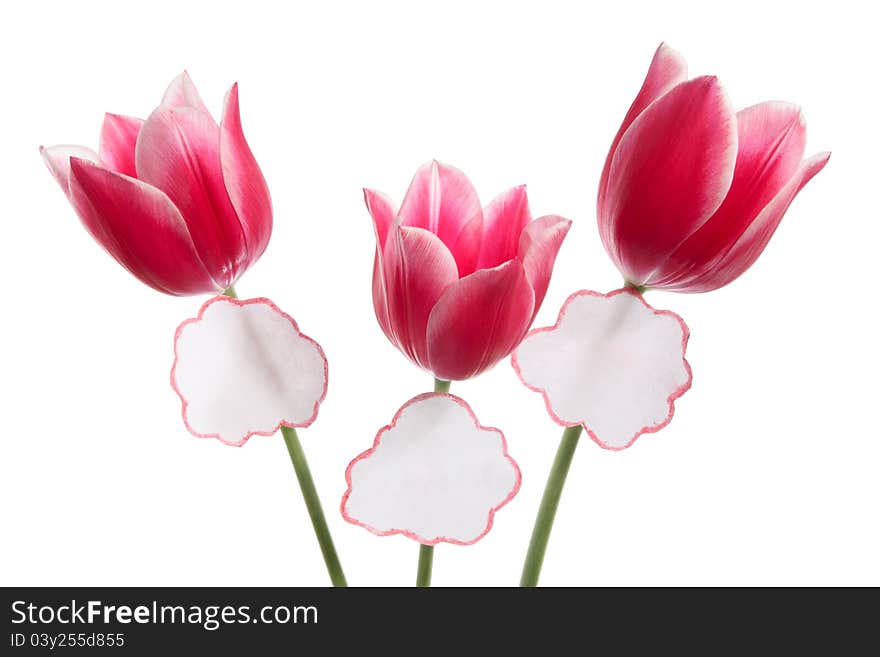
[
  {"xmin": 281, "ymin": 426, "xmax": 347, "ymax": 587},
  {"xmin": 520, "ymin": 424, "xmax": 583, "ymax": 587},
  {"xmin": 416, "ymin": 545, "xmax": 434, "ymax": 588},
  {"xmin": 224, "ymin": 284, "xmax": 347, "ymax": 587},
  {"xmin": 414, "ymin": 377, "xmax": 451, "ymax": 587}
]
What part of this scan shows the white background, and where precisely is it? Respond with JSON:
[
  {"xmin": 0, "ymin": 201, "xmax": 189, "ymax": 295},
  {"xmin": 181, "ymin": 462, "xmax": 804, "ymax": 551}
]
[{"xmin": 2, "ymin": 0, "xmax": 877, "ymax": 586}]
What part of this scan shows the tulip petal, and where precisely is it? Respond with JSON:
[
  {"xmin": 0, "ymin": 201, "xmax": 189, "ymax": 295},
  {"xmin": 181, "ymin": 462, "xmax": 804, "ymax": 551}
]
[
  {"xmin": 162, "ymin": 71, "xmax": 211, "ymax": 114},
  {"xmin": 648, "ymin": 102, "xmax": 807, "ymax": 288},
  {"xmin": 136, "ymin": 105, "xmax": 246, "ymax": 289},
  {"xmin": 383, "ymin": 225, "xmax": 459, "ymax": 368},
  {"xmin": 477, "ymin": 185, "xmax": 531, "ymax": 270},
  {"xmin": 365, "ymin": 190, "xmax": 399, "ymax": 345},
  {"xmin": 364, "ymin": 188, "xmax": 397, "ymax": 254},
  {"xmin": 426, "ymin": 260, "xmax": 535, "ymax": 380},
  {"xmin": 371, "ymin": 251, "xmax": 395, "ymax": 346},
  {"xmin": 518, "ymin": 215, "xmax": 572, "ymax": 316},
  {"xmin": 600, "ymin": 76, "xmax": 737, "ymax": 284},
  {"xmin": 598, "ymin": 43, "xmax": 688, "ymax": 231},
  {"xmin": 676, "ymin": 151, "xmax": 830, "ymax": 292},
  {"xmin": 41, "ymin": 144, "xmax": 99, "ymax": 194},
  {"xmin": 398, "ymin": 161, "xmax": 483, "ymax": 275},
  {"xmin": 448, "ymin": 211, "xmax": 484, "ymax": 278},
  {"xmin": 97, "ymin": 113, "xmax": 143, "ymax": 178},
  {"xmin": 67, "ymin": 158, "xmax": 218, "ymax": 295},
  {"xmin": 220, "ymin": 83, "xmax": 272, "ymax": 263},
  {"xmin": 42, "ymin": 146, "xmax": 119, "ymax": 254}
]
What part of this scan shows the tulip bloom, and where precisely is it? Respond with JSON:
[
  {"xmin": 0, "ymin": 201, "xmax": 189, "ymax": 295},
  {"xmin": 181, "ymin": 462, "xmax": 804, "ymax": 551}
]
[
  {"xmin": 366, "ymin": 161, "xmax": 570, "ymax": 381},
  {"xmin": 41, "ymin": 73, "xmax": 272, "ymax": 295},
  {"xmin": 598, "ymin": 44, "xmax": 829, "ymax": 293}
]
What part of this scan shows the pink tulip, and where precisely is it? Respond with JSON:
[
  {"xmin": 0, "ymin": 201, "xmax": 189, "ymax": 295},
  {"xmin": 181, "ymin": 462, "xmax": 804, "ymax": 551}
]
[
  {"xmin": 366, "ymin": 161, "xmax": 571, "ymax": 381},
  {"xmin": 41, "ymin": 73, "xmax": 272, "ymax": 295},
  {"xmin": 598, "ymin": 44, "xmax": 829, "ymax": 293}
]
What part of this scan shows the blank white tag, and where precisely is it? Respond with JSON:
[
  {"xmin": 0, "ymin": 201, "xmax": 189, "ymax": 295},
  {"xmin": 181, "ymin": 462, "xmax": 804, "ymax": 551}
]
[
  {"xmin": 342, "ymin": 393, "xmax": 520, "ymax": 545},
  {"xmin": 172, "ymin": 296, "xmax": 328, "ymax": 446},
  {"xmin": 513, "ymin": 288, "xmax": 691, "ymax": 450}
]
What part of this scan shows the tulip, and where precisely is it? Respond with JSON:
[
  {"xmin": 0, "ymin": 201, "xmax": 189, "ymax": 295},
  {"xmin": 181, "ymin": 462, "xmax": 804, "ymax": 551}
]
[
  {"xmin": 41, "ymin": 72, "xmax": 272, "ymax": 295},
  {"xmin": 366, "ymin": 161, "xmax": 571, "ymax": 381},
  {"xmin": 598, "ymin": 44, "xmax": 829, "ymax": 293}
]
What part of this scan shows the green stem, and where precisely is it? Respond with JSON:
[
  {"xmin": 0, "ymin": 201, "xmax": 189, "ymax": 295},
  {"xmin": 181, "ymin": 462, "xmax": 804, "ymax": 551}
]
[
  {"xmin": 520, "ymin": 424, "xmax": 583, "ymax": 587},
  {"xmin": 624, "ymin": 280, "xmax": 647, "ymax": 295},
  {"xmin": 416, "ymin": 544, "xmax": 434, "ymax": 587},
  {"xmin": 222, "ymin": 285, "xmax": 238, "ymax": 298},
  {"xmin": 280, "ymin": 427, "xmax": 347, "ymax": 587},
  {"xmin": 413, "ymin": 377, "xmax": 451, "ymax": 587}
]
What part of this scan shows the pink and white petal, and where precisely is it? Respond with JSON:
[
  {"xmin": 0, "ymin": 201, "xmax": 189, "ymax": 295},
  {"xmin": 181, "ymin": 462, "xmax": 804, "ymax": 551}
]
[
  {"xmin": 42, "ymin": 147, "xmax": 120, "ymax": 273},
  {"xmin": 341, "ymin": 393, "xmax": 520, "ymax": 546},
  {"xmin": 426, "ymin": 260, "xmax": 535, "ymax": 381},
  {"xmin": 371, "ymin": 250, "xmax": 396, "ymax": 347},
  {"xmin": 448, "ymin": 211, "xmax": 484, "ymax": 278},
  {"xmin": 363, "ymin": 188, "xmax": 398, "ymax": 254},
  {"xmin": 675, "ymin": 151, "xmax": 830, "ymax": 293},
  {"xmin": 517, "ymin": 215, "xmax": 572, "ymax": 316},
  {"xmin": 512, "ymin": 289, "xmax": 691, "ymax": 450},
  {"xmin": 171, "ymin": 296, "xmax": 328, "ymax": 446},
  {"xmin": 136, "ymin": 105, "xmax": 246, "ymax": 289},
  {"xmin": 98, "ymin": 113, "xmax": 144, "ymax": 177},
  {"xmin": 477, "ymin": 185, "xmax": 532, "ymax": 270},
  {"xmin": 383, "ymin": 225, "xmax": 459, "ymax": 368},
  {"xmin": 648, "ymin": 102, "xmax": 807, "ymax": 289},
  {"xmin": 40, "ymin": 144, "xmax": 99, "ymax": 194},
  {"xmin": 68, "ymin": 158, "xmax": 218, "ymax": 295},
  {"xmin": 598, "ymin": 43, "xmax": 689, "ymax": 228},
  {"xmin": 365, "ymin": 190, "xmax": 399, "ymax": 340},
  {"xmin": 161, "ymin": 71, "xmax": 212, "ymax": 114},
  {"xmin": 220, "ymin": 84, "xmax": 273, "ymax": 265},
  {"xmin": 600, "ymin": 76, "xmax": 737, "ymax": 285},
  {"xmin": 397, "ymin": 161, "xmax": 483, "ymax": 274},
  {"xmin": 726, "ymin": 102, "xmax": 807, "ymax": 212}
]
